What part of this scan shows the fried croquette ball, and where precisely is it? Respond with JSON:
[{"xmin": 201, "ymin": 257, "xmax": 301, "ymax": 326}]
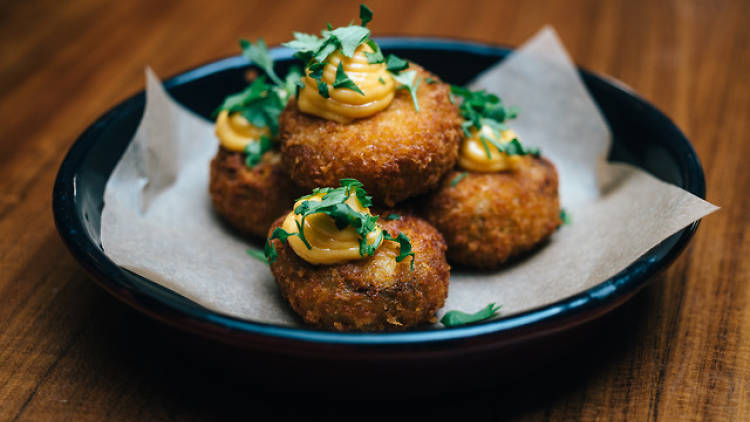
[
  {"xmin": 268, "ymin": 213, "xmax": 450, "ymax": 331},
  {"xmin": 209, "ymin": 147, "xmax": 305, "ymax": 238},
  {"xmin": 278, "ymin": 63, "xmax": 463, "ymax": 207},
  {"xmin": 422, "ymin": 157, "xmax": 561, "ymax": 270}
]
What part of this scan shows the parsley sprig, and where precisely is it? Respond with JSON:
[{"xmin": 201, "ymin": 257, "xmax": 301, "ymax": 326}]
[
  {"xmin": 283, "ymin": 4, "xmax": 421, "ymax": 112},
  {"xmin": 441, "ymin": 303, "xmax": 502, "ymax": 327},
  {"xmin": 214, "ymin": 39, "xmax": 302, "ymax": 167},
  {"xmin": 450, "ymin": 86, "xmax": 539, "ymax": 158},
  {"xmin": 263, "ymin": 178, "xmax": 415, "ymax": 269}
]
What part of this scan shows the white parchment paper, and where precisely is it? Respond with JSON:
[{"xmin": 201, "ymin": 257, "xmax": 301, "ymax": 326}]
[{"xmin": 101, "ymin": 27, "xmax": 718, "ymax": 326}]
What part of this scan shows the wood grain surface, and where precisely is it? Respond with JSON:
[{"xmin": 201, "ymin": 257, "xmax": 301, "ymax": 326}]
[{"xmin": 1, "ymin": 0, "xmax": 748, "ymax": 420}]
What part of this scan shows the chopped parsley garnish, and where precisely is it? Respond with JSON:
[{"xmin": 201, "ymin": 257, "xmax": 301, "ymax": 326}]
[
  {"xmin": 385, "ymin": 54, "xmax": 409, "ymax": 73},
  {"xmin": 440, "ymin": 303, "xmax": 502, "ymax": 327},
  {"xmin": 450, "ymin": 85, "xmax": 538, "ymax": 157},
  {"xmin": 282, "ymin": 4, "xmax": 421, "ymax": 112},
  {"xmin": 246, "ymin": 248, "xmax": 268, "ymax": 262},
  {"xmin": 263, "ymin": 179, "xmax": 414, "ymax": 269},
  {"xmin": 392, "ymin": 70, "xmax": 421, "ymax": 112},
  {"xmin": 333, "ymin": 62, "xmax": 365, "ymax": 95},
  {"xmin": 383, "ymin": 230, "xmax": 415, "ymax": 270},
  {"xmin": 450, "ymin": 172, "xmax": 468, "ymax": 187},
  {"xmin": 215, "ymin": 39, "xmax": 302, "ymax": 168},
  {"xmin": 244, "ymin": 135, "xmax": 272, "ymax": 167},
  {"xmin": 559, "ymin": 208, "xmax": 571, "ymax": 226},
  {"xmin": 386, "ymin": 213, "xmax": 400, "ymax": 220}
]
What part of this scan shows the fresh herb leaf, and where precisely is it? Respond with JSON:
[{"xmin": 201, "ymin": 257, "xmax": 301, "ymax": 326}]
[
  {"xmin": 383, "ymin": 230, "xmax": 415, "ymax": 270},
  {"xmin": 378, "ymin": 77, "xmax": 386, "ymax": 85},
  {"xmin": 283, "ymin": 65, "xmax": 303, "ymax": 100},
  {"xmin": 392, "ymin": 70, "xmax": 421, "ymax": 112},
  {"xmin": 240, "ymin": 38, "xmax": 283, "ymax": 86},
  {"xmin": 360, "ymin": 3, "xmax": 373, "ymax": 27},
  {"xmin": 441, "ymin": 303, "xmax": 502, "ymax": 327},
  {"xmin": 450, "ymin": 172, "xmax": 468, "ymax": 187},
  {"xmin": 264, "ymin": 227, "xmax": 301, "ymax": 263},
  {"xmin": 559, "ymin": 208, "xmax": 571, "ymax": 226},
  {"xmin": 214, "ymin": 75, "xmax": 285, "ymax": 136},
  {"xmin": 425, "ymin": 77, "xmax": 438, "ymax": 84},
  {"xmin": 333, "ymin": 62, "xmax": 365, "ymax": 95},
  {"xmin": 364, "ymin": 39, "xmax": 385, "ymax": 64},
  {"xmin": 451, "ymin": 85, "xmax": 540, "ymax": 157},
  {"xmin": 244, "ymin": 135, "xmax": 272, "ymax": 168},
  {"xmin": 386, "ymin": 213, "xmax": 400, "ymax": 220},
  {"xmin": 326, "ymin": 25, "xmax": 371, "ymax": 57},
  {"xmin": 247, "ymin": 248, "xmax": 267, "ymax": 263},
  {"xmin": 385, "ymin": 54, "xmax": 409, "ymax": 73}
]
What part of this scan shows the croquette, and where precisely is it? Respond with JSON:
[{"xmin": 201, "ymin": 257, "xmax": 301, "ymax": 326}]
[
  {"xmin": 421, "ymin": 157, "xmax": 561, "ymax": 270},
  {"xmin": 209, "ymin": 147, "xmax": 305, "ymax": 238},
  {"xmin": 268, "ymin": 213, "xmax": 450, "ymax": 331},
  {"xmin": 278, "ymin": 63, "xmax": 463, "ymax": 207}
]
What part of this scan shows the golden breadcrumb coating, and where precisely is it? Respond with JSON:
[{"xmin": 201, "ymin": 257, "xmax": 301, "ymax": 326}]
[
  {"xmin": 421, "ymin": 157, "xmax": 561, "ymax": 269},
  {"xmin": 278, "ymin": 63, "xmax": 463, "ymax": 207},
  {"xmin": 268, "ymin": 213, "xmax": 450, "ymax": 331}
]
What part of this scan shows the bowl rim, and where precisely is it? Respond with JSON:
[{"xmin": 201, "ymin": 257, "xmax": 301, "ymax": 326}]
[{"xmin": 52, "ymin": 36, "xmax": 705, "ymax": 347}]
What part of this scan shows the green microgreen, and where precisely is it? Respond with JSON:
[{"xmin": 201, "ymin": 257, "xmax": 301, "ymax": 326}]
[
  {"xmin": 440, "ymin": 303, "xmax": 502, "ymax": 327},
  {"xmin": 386, "ymin": 213, "xmax": 400, "ymax": 220},
  {"xmin": 246, "ymin": 248, "xmax": 268, "ymax": 263},
  {"xmin": 360, "ymin": 3, "xmax": 373, "ymax": 27},
  {"xmin": 451, "ymin": 85, "xmax": 539, "ymax": 158},
  {"xmin": 240, "ymin": 38, "xmax": 282, "ymax": 86},
  {"xmin": 450, "ymin": 172, "xmax": 468, "ymax": 187},
  {"xmin": 559, "ymin": 208, "xmax": 571, "ymax": 226},
  {"xmin": 333, "ymin": 62, "xmax": 365, "ymax": 95},
  {"xmin": 392, "ymin": 70, "xmax": 421, "ymax": 112},
  {"xmin": 385, "ymin": 54, "xmax": 409, "ymax": 73},
  {"xmin": 244, "ymin": 135, "xmax": 272, "ymax": 167},
  {"xmin": 283, "ymin": 5, "xmax": 422, "ymax": 113}
]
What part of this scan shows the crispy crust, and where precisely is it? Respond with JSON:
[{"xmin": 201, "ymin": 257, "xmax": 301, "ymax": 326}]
[
  {"xmin": 268, "ymin": 213, "xmax": 450, "ymax": 331},
  {"xmin": 421, "ymin": 157, "xmax": 561, "ymax": 270},
  {"xmin": 278, "ymin": 63, "xmax": 463, "ymax": 207},
  {"xmin": 209, "ymin": 147, "xmax": 306, "ymax": 238}
]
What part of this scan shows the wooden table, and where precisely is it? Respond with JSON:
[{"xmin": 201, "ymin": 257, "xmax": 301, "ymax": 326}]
[{"xmin": 2, "ymin": 0, "xmax": 748, "ymax": 419}]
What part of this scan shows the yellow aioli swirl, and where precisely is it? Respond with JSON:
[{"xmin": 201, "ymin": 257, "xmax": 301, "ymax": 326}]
[
  {"xmin": 297, "ymin": 43, "xmax": 396, "ymax": 123},
  {"xmin": 281, "ymin": 192, "xmax": 384, "ymax": 265},
  {"xmin": 215, "ymin": 110, "xmax": 271, "ymax": 152},
  {"xmin": 458, "ymin": 125, "xmax": 524, "ymax": 172}
]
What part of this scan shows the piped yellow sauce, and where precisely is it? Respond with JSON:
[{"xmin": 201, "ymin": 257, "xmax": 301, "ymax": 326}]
[
  {"xmin": 297, "ymin": 43, "xmax": 396, "ymax": 123},
  {"xmin": 282, "ymin": 193, "xmax": 384, "ymax": 265},
  {"xmin": 458, "ymin": 125, "xmax": 523, "ymax": 172},
  {"xmin": 215, "ymin": 110, "xmax": 271, "ymax": 152}
]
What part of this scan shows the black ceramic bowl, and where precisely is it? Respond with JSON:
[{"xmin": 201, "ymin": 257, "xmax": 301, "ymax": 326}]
[{"xmin": 52, "ymin": 38, "xmax": 705, "ymax": 362}]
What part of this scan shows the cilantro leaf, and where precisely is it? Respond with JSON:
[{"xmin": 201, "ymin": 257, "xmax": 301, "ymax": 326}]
[
  {"xmin": 386, "ymin": 213, "xmax": 400, "ymax": 220},
  {"xmin": 327, "ymin": 26, "xmax": 370, "ymax": 57},
  {"xmin": 385, "ymin": 54, "xmax": 409, "ymax": 73},
  {"xmin": 215, "ymin": 75, "xmax": 285, "ymax": 136},
  {"xmin": 244, "ymin": 135, "xmax": 272, "ymax": 168},
  {"xmin": 364, "ymin": 39, "xmax": 384, "ymax": 64},
  {"xmin": 383, "ymin": 230, "xmax": 415, "ymax": 270},
  {"xmin": 360, "ymin": 4, "xmax": 373, "ymax": 27},
  {"xmin": 247, "ymin": 248, "xmax": 267, "ymax": 263},
  {"xmin": 559, "ymin": 208, "xmax": 571, "ymax": 226},
  {"xmin": 440, "ymin": 303, "xmax": 502, "ymax": 327},
  {"xmin": 265, "ymin": 227, "xmax": 301, "ymax": 263},
  {"xmin": 392, "ymin": 70, "xmax": 421, "ymax": 112},
  {"xmin": 240, "ymin": 38, "xmax": 283, "ymax": 86},
  {"xmin": 450, "ymin": 172, "xmax": 468, "ymax": 187},
  {"xmin": 283, "ymin": 65, "xmax": 303, "ymax": 100},
  {"xmin": 333, "ymin": 62, "xmax": 365, "ymax": 95}
]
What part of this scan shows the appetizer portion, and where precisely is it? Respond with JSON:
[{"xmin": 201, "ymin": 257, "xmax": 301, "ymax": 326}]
[
  {"xmin": 422, "ymin": 87, "xmax": 561, "ymax": 269},
  {"xmin": 265, "ymin": 179, "xmax": 450, "ymax": 331},
  {"xmin": 209, "ymin": 40, "xmax": 305, "ymax": 238},
  {"xmin": 278, "ymin": 5, "xmax": 463, "ymax": 206}
]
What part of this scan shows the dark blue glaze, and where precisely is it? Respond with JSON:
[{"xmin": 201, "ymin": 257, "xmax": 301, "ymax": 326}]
[{"xmin": 52, "ymin": 38, "xmax": 705, "ymax": 359}]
